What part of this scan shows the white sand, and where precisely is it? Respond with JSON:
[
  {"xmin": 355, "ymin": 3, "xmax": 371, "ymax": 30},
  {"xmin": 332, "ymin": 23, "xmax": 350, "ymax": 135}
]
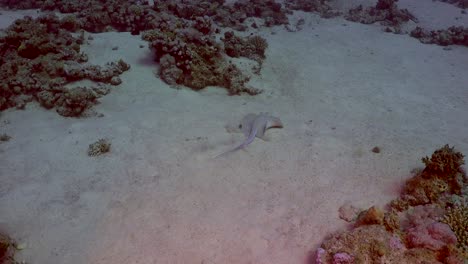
[{"xmin": 1, "ymin": 1, "xmax": 468, "ymax": 263}]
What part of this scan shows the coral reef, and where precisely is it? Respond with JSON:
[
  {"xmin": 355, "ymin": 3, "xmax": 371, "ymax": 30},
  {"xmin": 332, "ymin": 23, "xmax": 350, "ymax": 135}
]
[
  {"xmin": 0, "ymin": 0, "xmax": 342, "ymax": 96},
  {"xmin": 345, "ymin": 0, "xmax": 417, "ymax": 33},
  {"xmin": 0, "ymin": 14, "xmax": 130, "ymax": 116},
  {"xmin": 404, "ymin": 206, "xmax": 457, "ymax": 251},
  {"xmin": 410, "ymin": 26, "xmax": 468, "ymax": 47},
  {"xmin": 284, "ymin": 0, "xmax": 340, "ymax": 18},
  {"xmin": 437, "ymin": 0, "xmax": 468, "ymax": 9},
  {"xmin": 222, "ymin": 31, "xmax": 268, "ymax": 64},
  {"xmin": 38, "ymin": 84, "xmax": 112, "ymax": 117},
  {"xmin": 63, "ymin": 60, "xmax": 130, "ymax": 84},
  {"xmin": 140, "ymin": 2, "xmax": 270, "ymax": 94},
  {"xmin": 1, "ymin": 0, "xmax": 276, "ymax": 94},
  {"xmin": 0, "ymin": 232, "xmax": 19, "ymax": 264},
  {"xmin": 316, "ymin": 145, "xmax": 468, "ymax": 263},
  {"xmin": 390, "ymin": 144, "xmax": 466, "ymax": 210},
  {"xmin": 422, "ymin": 144, "xmax": 465, "ymax": 176},
  {"xmin": 228, "ymin": 0, "xmax": 288, "ymax": 27},
  {"xmin": 156, "ymin": 0, "xmax": 288, "ymax": 31},
  {"xmin": 442, "ymin": 203, "xmax": 468, "ymax": 257},
  {"xmin": 141, "ymin": 24, "xmax": 259, "ymax": 94},
  {"xmin": 318, "ymin": 225, "xmax": 402, "ymax": 263},
  {"xmin": 87, "ymin": 138, "xmax": 111, "ymax": 156}
]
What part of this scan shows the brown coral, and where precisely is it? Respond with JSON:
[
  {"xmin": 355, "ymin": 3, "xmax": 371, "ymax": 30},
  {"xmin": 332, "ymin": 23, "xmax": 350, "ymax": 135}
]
[
  {"xmin": 345, "ymin": 0, "xmax": 416, "ymax": 33},
  {"xmin": 411, "ymin": 26, "xmax": 468, "ymax": 47},
  {"xmin": 222, "ymin": 31, "xmax": 268, "ymax": 63},
  {"xmin": 355, "ymin": 206, "xmax": 385, "ymax": 227},
  {"xmin": 442, "ymin": 203, "xmax": 468, "ymax": 258},
  {"xmin": 390, "ymin": 145, "xmax": 467, "ymax": 210},
  {"xmin": 422, "ymin": 144, "xmax": 465, "ymax": 176}
]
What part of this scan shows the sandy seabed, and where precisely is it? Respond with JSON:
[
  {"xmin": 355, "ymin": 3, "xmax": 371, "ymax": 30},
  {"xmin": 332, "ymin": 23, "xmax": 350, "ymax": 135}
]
[{"xmin": 1, "ymin": 0, "xmax": 468, "ymax": 263}]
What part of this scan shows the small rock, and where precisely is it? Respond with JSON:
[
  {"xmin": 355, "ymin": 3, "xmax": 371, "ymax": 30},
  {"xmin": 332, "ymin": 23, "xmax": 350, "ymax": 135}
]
[
  {"xmin": 338, "ymin": 203, "xmax": 361, "ymax": 222},
  {"xmin": 0, "ymin": 133, "xmax": 11, "ymax": 142},
  {"xmin": 372, "ymin": 146, "xmax": 381, "ymax": 153}
]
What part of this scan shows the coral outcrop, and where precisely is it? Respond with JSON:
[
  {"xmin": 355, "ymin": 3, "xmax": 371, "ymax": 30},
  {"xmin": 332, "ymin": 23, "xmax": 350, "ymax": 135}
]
[
  {"xmin": 0, "ymin": 0, "xmax": 341, "ymax": 97},
  {"xmin": 316, "ymin": 145, "xmax": 468, "ymax": 263},
  {"xmin": 442, "ymin": 203, "xmax": 468, "ymax": 258},
  {"xmin": 0, "ymin": 232, "xmax": 19, "ymax": 264},
  {"xmin": 411, "ymin": 26, "xmax": 468, "ymax": 47},
  {"xmin": 141, "ymin": 25, "xmax": 258, "ymax": 95},
  {"xmin": 222, "ymin": 31, "xmax": 268, "ymax": 64},
  {"xmin": 437, "ymin": 0, "xmax": 468, "ymax": 8},
  {"xmin": 391, "ymin": 144, "xmax": 466, "ymax": 210},
  {"xmin": 284, "ymin": 0, "xmax": 339, "ymax": 18},
  {"xmin": 345, "ymin": 0, "xmax": 417, "ymax": 33},
  {"xmin": 0, "ymin": 14, "xmax": 130, "ymax": 116}
]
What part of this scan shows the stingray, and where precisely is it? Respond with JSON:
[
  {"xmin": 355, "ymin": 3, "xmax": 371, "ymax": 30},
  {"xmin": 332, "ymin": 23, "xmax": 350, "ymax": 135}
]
[{"xmin": 215, "ymin": 112, "xmax": 283, "ymax": 158}]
